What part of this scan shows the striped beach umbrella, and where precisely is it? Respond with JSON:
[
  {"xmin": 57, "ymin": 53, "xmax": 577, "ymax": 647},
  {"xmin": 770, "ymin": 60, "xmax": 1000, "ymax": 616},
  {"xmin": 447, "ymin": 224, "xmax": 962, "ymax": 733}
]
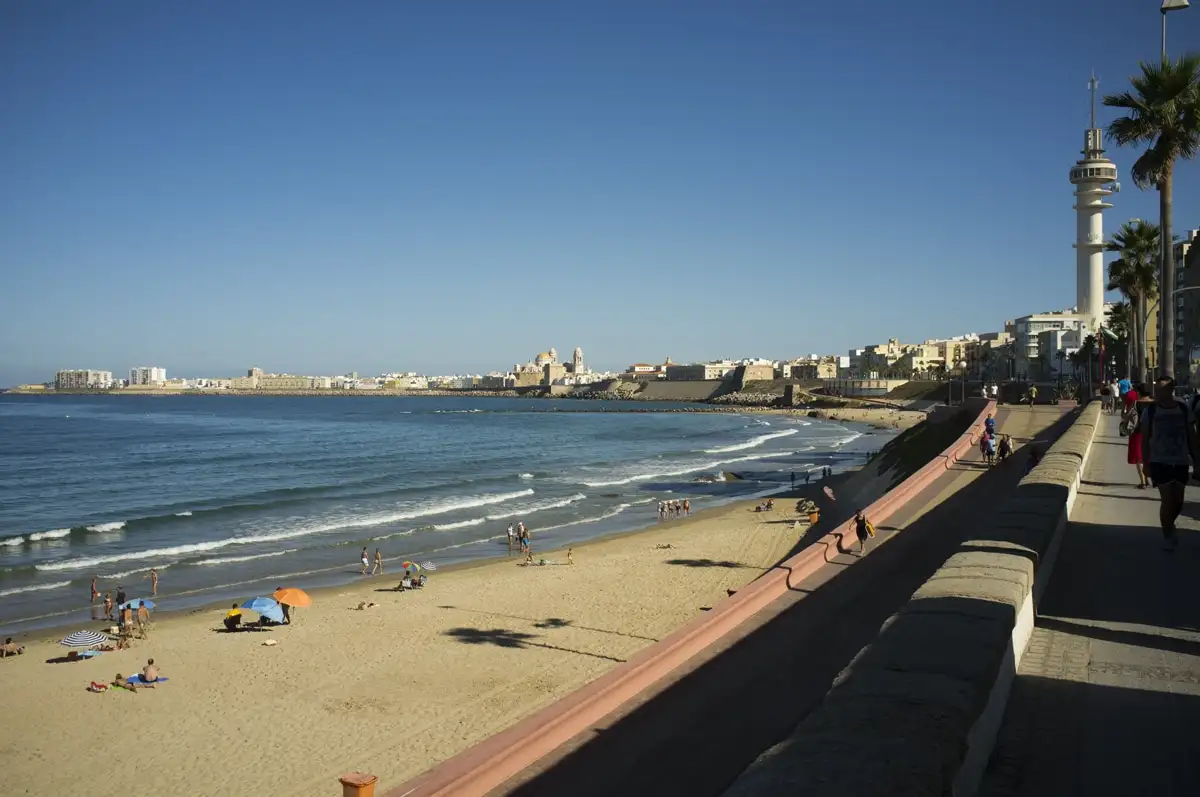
[
  {"xmin": 420, "ymin": 561, "xmax": 437, "ymax": 571},
  {"xmin": 60, "ymin": 630, "xmax": 109, "ymax": 648}
]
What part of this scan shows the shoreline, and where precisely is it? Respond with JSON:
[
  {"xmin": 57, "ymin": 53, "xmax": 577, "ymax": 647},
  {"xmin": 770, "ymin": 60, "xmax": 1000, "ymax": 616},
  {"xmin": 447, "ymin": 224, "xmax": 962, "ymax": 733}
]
[
  {"xmin": 0, "ymin": 485, "xmax": 854, "ymax": 796},
  {"xmin": 3, "ymin": 476, "xmax": 856, "ymax": 648}
]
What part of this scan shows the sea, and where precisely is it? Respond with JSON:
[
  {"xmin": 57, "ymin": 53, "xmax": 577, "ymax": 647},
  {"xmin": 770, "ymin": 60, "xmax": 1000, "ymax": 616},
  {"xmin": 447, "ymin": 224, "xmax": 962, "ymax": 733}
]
[{"xmin": 0, "ymin": 394, "xmax": 888, "ymax": 632}]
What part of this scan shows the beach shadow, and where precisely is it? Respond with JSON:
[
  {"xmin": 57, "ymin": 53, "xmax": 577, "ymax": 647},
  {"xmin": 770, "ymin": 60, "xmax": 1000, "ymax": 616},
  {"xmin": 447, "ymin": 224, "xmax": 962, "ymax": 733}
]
[
  {"xmin": 443, "ymin": 626, "xmax": 627, "ymax": 662},
  {"xmin": 212, "ymin": 626, "xmax": 272, "ymax": 634},
  {"xmin": 445, "ymin": 627, "xmax": 536, "ymax": 649},
  {"xmin": 437, "ymin": 606, "xmax": 658, "ymax": 642},
  {"xmin": 663, "ymin": 558, "xmax": 746, "ymax": 569}
]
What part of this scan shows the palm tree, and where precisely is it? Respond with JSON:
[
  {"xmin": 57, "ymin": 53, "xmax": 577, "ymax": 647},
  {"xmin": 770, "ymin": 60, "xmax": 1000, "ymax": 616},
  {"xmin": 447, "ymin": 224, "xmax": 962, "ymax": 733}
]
[
  {"xmin": 1107, "ymin": 219, "xmax": 1160, "ymax": 384},
  {"xmin": 1106, "ymin": 301, "xmax": 1131, "ymax": 376},
  {"xmin": 1104, "ymin": 53, "xmax": 1200, "ymax": 379},
  {"xmin": 1055, "ymin": 350, "xmax": 1067, "ymax": 383}
]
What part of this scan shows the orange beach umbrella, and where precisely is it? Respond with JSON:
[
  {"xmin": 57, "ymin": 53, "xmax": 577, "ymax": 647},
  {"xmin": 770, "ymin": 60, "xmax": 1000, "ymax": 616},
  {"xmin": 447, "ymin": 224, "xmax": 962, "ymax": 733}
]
[{"xmin": 272, "ymin": 587, "xmax": 312, "ymax": 608}]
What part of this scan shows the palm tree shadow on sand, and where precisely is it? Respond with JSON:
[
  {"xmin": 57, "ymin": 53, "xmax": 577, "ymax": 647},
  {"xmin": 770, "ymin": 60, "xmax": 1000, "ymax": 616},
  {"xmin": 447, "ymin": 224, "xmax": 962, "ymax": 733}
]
[
  {"xmin": 443, "ymin": 626, "xmax": 627, "ymax": 662},
  {"xmin": 663, "ymin": 558, "xmax": 746, "ymax": 569}
]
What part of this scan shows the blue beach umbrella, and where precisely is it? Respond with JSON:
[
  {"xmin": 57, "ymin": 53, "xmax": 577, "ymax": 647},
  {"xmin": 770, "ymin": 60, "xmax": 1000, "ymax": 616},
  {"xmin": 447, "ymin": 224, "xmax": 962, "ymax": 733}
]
[
  {"xmin": 241, "ymin": 597, "xmax": 284, "ymax": 623},
  {"xmin": 120, "ymin": 599, "xmax": 156, "ymax": 611}
]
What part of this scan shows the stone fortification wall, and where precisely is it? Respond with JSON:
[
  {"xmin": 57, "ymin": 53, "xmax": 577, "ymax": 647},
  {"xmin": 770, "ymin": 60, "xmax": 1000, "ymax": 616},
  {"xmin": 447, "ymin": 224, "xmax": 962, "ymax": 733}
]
[{"xmin": 722, "ymin": 401, "xmax": 1101, "ymax": 797}]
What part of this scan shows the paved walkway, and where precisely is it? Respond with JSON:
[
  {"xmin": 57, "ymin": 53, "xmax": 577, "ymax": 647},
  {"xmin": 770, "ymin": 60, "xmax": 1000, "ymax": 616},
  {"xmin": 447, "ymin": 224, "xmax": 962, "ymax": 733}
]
[
  {"xmin": 981, "ymin": 413, "xmax": 1200, "ymax": 796},
  {"xmin": 493, "ymin": 406, "xmax": 1072, "ymax": 797}
]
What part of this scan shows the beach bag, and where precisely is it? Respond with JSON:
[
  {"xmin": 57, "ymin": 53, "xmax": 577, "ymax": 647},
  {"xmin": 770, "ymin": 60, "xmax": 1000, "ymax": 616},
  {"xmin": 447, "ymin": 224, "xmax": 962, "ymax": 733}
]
[{"xmin": 865, "ymin": 520, "xmax": 876, "ymax": 538}]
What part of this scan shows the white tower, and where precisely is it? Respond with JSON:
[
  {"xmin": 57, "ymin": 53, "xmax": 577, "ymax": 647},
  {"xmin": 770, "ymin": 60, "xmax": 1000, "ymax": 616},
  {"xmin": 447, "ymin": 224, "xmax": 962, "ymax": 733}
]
[{"xmin": 1070, "ymin": 72, "xmax": 1118, "ymax": 335}]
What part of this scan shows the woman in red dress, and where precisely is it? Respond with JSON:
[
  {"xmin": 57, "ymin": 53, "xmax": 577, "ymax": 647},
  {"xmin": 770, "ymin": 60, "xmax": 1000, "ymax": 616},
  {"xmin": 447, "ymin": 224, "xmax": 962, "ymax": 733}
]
[{"xmin": 1124, "ymin": 385, "xmax": 1147, "ymax": 488}]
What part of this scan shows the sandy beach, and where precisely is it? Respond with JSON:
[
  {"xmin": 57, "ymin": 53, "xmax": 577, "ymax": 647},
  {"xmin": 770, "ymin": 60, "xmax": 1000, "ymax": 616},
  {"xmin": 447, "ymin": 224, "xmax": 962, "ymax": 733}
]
[{"xmin": 0, "ymin": 491, "xmax": 837, "ymax": 797}]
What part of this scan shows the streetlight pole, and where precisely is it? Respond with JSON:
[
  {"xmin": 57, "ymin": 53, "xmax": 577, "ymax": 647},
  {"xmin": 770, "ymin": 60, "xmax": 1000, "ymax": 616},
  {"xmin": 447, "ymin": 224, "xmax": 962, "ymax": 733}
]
[{"xmin": 1162, "ymin": 1, "xmax": 1191, "ymax": 59}]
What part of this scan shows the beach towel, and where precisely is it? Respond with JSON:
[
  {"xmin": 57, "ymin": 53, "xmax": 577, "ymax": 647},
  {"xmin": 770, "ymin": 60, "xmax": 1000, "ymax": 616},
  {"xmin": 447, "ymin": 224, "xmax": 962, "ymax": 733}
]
[{"xmin": 126, "ymin": 675, "xmax": 169, "ymax": 685}]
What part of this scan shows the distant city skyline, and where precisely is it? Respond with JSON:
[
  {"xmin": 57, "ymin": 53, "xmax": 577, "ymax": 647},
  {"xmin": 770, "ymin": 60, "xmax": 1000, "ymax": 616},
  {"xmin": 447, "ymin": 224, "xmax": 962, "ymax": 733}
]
[{"xmin": 2, "ymin": 2, "xmax": 1198, "ymax": 388}]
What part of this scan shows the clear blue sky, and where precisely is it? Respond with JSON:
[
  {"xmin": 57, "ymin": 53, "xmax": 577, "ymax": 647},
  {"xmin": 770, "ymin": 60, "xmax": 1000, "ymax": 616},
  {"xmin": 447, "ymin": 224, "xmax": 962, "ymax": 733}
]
[{"xmin": 2, "ymin": 1, "xmax": 1198, "ymax": 385}]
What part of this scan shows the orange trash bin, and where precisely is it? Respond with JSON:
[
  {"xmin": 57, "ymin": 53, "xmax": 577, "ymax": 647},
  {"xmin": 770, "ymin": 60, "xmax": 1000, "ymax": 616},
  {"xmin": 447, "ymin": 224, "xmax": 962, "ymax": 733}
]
[{"xmin": 339, "ymin": 772, "xmax": 378, "ymax": 797}]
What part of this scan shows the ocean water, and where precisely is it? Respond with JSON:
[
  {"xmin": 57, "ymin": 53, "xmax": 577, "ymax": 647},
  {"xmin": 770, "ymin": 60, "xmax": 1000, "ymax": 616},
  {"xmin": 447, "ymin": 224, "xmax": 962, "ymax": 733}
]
[{"xmin": 0, "ymin": 395, "xmax": 884, "ymax": 631}]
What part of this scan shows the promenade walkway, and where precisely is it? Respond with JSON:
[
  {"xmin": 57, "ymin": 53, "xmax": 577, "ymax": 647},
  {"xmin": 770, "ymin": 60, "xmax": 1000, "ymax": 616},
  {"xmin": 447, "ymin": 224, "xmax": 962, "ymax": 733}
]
[
  {"xmin": 489, "ymin": 406, "xmax": 1073, "ymax": 797},
  {"xmin": 981, "ymin": 413, "xmax": 1200, "ymax": 796}
]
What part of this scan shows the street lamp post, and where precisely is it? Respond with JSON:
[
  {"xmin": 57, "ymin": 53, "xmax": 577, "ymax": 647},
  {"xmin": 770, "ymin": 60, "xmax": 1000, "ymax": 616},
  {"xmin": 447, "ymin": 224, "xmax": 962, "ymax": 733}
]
[{"xmin": 1162, "ymin": 0, "xmax": 1191, "ymax": 58}]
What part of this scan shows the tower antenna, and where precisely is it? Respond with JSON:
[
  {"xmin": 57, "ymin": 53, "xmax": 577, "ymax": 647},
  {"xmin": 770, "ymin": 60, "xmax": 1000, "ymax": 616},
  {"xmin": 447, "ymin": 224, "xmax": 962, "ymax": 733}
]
[{"xmin": 1088, "ymin": 71, "xmax": 1099, "ymax": 130}]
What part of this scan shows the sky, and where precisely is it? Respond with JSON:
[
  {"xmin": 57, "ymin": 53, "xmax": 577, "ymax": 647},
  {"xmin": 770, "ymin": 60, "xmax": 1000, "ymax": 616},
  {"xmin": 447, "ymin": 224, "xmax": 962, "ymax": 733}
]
[{"xmin": 2, "ymin": 1, "xmax": 1199, "ymax": 385}]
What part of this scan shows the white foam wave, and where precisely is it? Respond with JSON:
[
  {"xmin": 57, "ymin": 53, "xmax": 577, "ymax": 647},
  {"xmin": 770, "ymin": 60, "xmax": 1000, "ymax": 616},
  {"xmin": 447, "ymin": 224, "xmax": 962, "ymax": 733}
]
[
  {"xmin": 703, "ymin": 428, "xmax": 798, "ymax": 454},
  {"xmin": 518, "ymin": 473, "xmax": 534, "ymax": 479},
  {"xmin": 38, "ymin": 540, "xmax": 228, "ymax": 572},
  {"xmin": 485, "ymin": 493, "xmax": 586, "ymax": 520},
  {"xmin": 30, "ymin": 528, "xmax": 71, "ymax": 541},
  {"xmin": 537, "ymin": 503, "xmax": 631, "ymax": 532},
  {"xmin": 579, "ymin": 452, "xmax": 780, "ymax": 487},
  {"xmin": 175, "ymin": 511, "xmax": 193, "ymax": 517},
  {"xmin": 0, "ymin": 581, "xmax": 70, "ymax": 597},
  {"xmin": 196, "ymin": 549, "xmax": 298, "ymax": 566},
  {"xmin": 106, "ymin": 564, "xmax": 170, "ymax": 580},
  {"xmin": 0, "ymin": 536, "xmax": 25, "ymax": 547},
  {"xmin": 233, "ymin": 488, "xmax": 537, "ymax": 545},
  {"xmin": 86, "ymin": 521, "xmax": 126, "ymax": 533},
  {"xmin": 432, "ymin": 517, "xmax": 488, "ymax": 531},
  {"xmin": 36, "ymin": 489, "xmax": 537, "ymax": 571}
]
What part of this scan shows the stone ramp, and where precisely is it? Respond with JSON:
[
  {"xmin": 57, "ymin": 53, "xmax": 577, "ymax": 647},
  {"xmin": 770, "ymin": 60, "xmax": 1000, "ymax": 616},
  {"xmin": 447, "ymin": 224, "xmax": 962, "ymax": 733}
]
[
  {"xmin": 980, "ymin": 414, "xmax": 1200, "ymax": 796},
  {"xmin": 486, "ymin": 407, "xmax": 1071, "ymax": 797}
]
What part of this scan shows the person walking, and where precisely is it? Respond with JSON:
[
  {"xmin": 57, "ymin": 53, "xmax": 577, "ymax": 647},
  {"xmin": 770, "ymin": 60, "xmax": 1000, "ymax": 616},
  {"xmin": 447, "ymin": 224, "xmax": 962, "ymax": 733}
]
[
  {"xmin": 91, "ymin": 576, "xmax": 99, "ymax": 605},
  {"xmin": 1140, "ymin": 376, "xmax": 1198, "ymax": 551},
  {"xmin": 104, "ymin": 591, "xmax": 113, "ymax": 621},
  {"xmin": 1027, "ymin": 385, "xmax": 1038, "ymax": 407},
  {"xmin": 371, "ymin": 549, "xmax": 383, "ymax": 575},
  {"xmin": 997, "ymin": 434, "xmax": 1013, "ymax": 464},
  {"xmin": 853, "ymin": 510, "xmax": 875, "ymax": 556},
  {"xmin": 985, "ymin": 434, "xmax": 997, "ymax": 466},
  {"xmin": 1127, "ymin": 408, "xmax": 1149, "ymax": 489},
  {"xmin": 360, "ymin": 547, "xmax": 369, "ymax": 575},
  {"xmin": 148, "ymin": 568, "xmax": 158, "ymax": 597},
  {"xmin": 507, "ymin": 523, "xmax": 516, "ymax": 548}
]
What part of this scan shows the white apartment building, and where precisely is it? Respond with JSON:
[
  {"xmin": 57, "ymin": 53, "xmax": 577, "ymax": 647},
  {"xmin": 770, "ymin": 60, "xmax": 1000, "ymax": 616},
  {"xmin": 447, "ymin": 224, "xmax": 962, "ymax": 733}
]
[
  {"xmin": 55, "ymin": 370, "xmax": 114, "ymax": 390},
  {"xmin": 129, "ymin": 366, "xmax": 167, "ymax": 386},
  {"xmin": 1010, "ymin": 311, "xmax": 1085, "ymax": 379}
]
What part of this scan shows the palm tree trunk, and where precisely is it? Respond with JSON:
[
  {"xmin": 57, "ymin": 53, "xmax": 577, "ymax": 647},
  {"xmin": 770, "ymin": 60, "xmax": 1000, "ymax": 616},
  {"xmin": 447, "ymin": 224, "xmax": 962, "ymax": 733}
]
[
  {"xmin": 1138, "ymin": 292, "xmax": 1150, "ymax": 386},
  {"xmin": 1131, "ymin": 294, "xmax": 1141, "ymax": 383},
  {"xmin": 1161, "ymin": 169, "xmax": 1176, "ymax": 379}
]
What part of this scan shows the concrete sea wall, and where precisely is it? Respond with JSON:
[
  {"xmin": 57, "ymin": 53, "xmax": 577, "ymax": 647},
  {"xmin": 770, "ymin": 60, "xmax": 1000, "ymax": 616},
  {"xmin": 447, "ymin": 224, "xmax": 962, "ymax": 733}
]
[
  {"xmin": 384, "ymin": 402, "xmax": 998, "ymax": 797},
  {"xmin": 721, "ymin": 401, "xmax": 1101, "ymax": 797}
]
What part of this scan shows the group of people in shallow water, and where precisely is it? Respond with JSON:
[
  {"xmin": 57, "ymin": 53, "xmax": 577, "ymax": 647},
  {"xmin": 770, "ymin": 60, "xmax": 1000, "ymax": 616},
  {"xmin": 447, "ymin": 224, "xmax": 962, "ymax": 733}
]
[{"xmin": 658, "ymin": 499, "xmax": 690, "ymax": 521}]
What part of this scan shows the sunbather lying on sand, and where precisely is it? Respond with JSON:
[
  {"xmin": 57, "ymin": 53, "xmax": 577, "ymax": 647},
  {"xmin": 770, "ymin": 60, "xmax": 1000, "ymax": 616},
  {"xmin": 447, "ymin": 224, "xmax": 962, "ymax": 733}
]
[{"xmin": 109, "ymin": 674, "xmax": 147, "ymax": 693}]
